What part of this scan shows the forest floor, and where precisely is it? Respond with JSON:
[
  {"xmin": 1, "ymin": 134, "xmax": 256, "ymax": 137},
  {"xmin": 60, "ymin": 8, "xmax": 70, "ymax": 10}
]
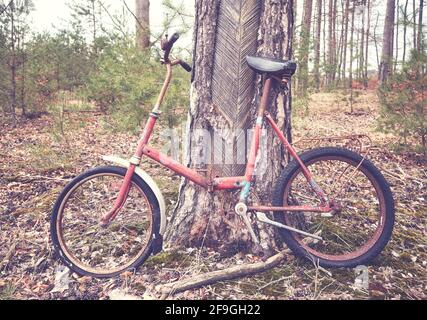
[{"xmin": 0, "ymin": 89, "xmax": 426, "ymax": 300}]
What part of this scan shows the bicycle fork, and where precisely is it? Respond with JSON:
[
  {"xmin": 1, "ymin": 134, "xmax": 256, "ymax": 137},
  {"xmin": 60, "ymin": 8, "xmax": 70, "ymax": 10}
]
[{"xmin": 100, "ymin": 165, "xmax": 136, "ymax": 226}]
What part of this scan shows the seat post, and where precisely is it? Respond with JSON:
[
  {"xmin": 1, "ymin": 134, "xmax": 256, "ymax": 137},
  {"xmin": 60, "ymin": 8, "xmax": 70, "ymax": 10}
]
[
  {"xmin": 257, "ymin": 77, "xmax": 272, "ymax": 119},
  {"xmin": 240, "ymin": 77, "xmax": 272, "ymax": 198}
]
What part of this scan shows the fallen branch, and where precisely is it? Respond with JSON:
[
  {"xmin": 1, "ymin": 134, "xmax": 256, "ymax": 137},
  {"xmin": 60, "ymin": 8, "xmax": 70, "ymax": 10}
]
[
  {"xmin": 63, "ymin": 109, "xmax": 101, "ymax": 114},
  {"xmin": 155, "ymin": 249, "xmax": 289, "ymax": 298},
  {"xmin": 1, "ymin": 174, "xmax": 71, "ymax": 183}
]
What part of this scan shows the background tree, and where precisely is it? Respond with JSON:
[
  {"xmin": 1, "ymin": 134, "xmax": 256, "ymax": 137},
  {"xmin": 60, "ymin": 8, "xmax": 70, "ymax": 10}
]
[
  {"xmin": 341, "ymin": 0, "xmax": 349, "ymax": 83},
  {"xmin": 313, "ymin": 0, "xmax": 322, "ymax": 90},
  {"xmin": 0, "ymin": 0, "xmax": 34, "ymax": 126},
  {"xmin": 394, "ymin": 0, "xmax": 400, "ymax": 72},
  {"xmin": 297, "ymin": 0, "xmax": 313, "ymax": 94},
  {"xmin": 416, "ymin": 0, "xmax": 424, "ymax": 52},
  {"xmin": 135, "ymin": 0, "xmax": 150, "ymax": 49},
  {"xmin": 402, "ymin": 0, "xmax": 409, "ymax": 63},
  {"xmin": 379, "ymin": 0, "xmax": 396, "ymax": 84},
  {"xmin": 326, "ymin": 0, "xmax": 337, "ymax": 86},
  {"xmin": 413, "ymin": 0, "xmax": 417, "ymax": 50},
  {"xmin": 363, "ymin": 0, "xmax": 371, "ymax": 88}
]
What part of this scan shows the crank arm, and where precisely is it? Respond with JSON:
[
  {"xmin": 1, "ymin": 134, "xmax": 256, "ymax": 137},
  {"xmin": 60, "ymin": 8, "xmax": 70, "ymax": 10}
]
[
  {"xmin": 235, "ymin": 203, "xmax": 260, "ymax": 245},
  {"xmin": 241, "ymin": 212, "xmax": 260, "ymax": 245},
  {"xmin": 256, "ymin": 212, "xmax": 323, "ymax": 241}
]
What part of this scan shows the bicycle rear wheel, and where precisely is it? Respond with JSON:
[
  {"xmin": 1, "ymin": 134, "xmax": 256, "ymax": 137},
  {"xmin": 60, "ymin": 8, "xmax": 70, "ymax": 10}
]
[
  {"xmin": 273, "ymin": 147, "xmax": 394, "ymax": 268},
  {"xmin": 51, "ymin": 166, "xmax": 160, "ymax": 278}
]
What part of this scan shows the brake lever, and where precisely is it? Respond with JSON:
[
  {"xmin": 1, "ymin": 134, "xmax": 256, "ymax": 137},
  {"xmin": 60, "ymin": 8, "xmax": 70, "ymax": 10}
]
[
  {"xmin": 169, "ymin": 55, "xmax": 192, "ymax": 72},
  {"xmin": 179, "ymin": 60, "xmax": 192, "ymax": 73}
]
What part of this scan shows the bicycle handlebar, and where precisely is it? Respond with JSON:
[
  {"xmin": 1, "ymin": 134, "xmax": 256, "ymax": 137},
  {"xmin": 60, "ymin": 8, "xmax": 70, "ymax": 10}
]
[{"xmin": 161, "ymin": 32, "xmax": 192, "ymax": 73}]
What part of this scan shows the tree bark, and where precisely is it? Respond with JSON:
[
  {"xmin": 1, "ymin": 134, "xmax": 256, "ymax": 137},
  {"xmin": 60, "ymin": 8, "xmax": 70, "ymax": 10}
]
[
  {"xmin": 364, "ymin": 0, "xmax": 371, "ymax": 88},
  {"xmin": 359, "ymin": 3, "xmax": 366, "ymax": 82},
  {"xmin": 136, "ymin": 0, "xmax": 150, "ymax": 49},
  {"xmin": 373, "ymin": 12, "xmax": 381, "ymax": 69},
  {"xmin": 394, "ymin": 0, "xmax": 400, "ymax": 72},
  {"xmin": 417, "ymin": 0, "xmax": 424, "ymax": 52},
  {"xmin": 403, "ymin": 0, "xmax": 409, "ymax": 63},
  {"xmin": 341, "ymin": 0, "xmax": 349, "ymax": 83},
  {"xmin": 20, "ymin": 32, "xmax": 26, "ymax": 116},
  {"xmin": 298, "ymin": 0, "xmax": 313, "ymax": 94},
  {"xmin": 379, "ymin": 0, "xmax": 396, "ymax": 84},
  {"xmin": 322, "ymin": 0, "xmax": 327, "ymax": 85},
  {"xmin": 413, "ymin": 0, "xmax": 417, "ymax": 50},
  {"xmin": 10, "ymin": 0, "xmax": 17, "ymax": 127},
  {"xmin": 356, "ymin": 20, "xmax": 360, "ymax": 79},
  {"xmin": 327, "ymin": 0, "xmax": 337, "ymax": 86},
  {"xmin": 349, "ymin": 2, "xmax": 355, "ymax": 113},
  {"xmin": 166, "ymin": 0, "xmax": 294, "ymax": 253},
  {"xmin": 91, "ymin": 0, "xmax": 97, "ymax": 45},
  {"xmin": 314, "ymin": 0, "xmax": 322, "ymax": 90},
  {"xmin": 335, "ymin": 0, "xmax": 343, "ymax": 85}
]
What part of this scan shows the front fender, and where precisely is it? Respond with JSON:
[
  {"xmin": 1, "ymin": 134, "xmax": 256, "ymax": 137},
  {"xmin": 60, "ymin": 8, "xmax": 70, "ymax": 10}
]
[{"xmin": 102, "ymin": 155, "xmax": 167, "ymax": 236}]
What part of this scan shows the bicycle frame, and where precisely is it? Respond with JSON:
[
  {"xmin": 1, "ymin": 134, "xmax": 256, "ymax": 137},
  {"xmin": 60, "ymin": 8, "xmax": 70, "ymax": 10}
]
[{"xmin": 100, "ymin": 61, "xmax": 332, "ymax": 225}]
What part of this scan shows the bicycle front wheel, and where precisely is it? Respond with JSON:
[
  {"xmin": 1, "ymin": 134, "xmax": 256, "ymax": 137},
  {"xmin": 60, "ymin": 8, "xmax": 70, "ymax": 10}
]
[
  {"xmin": 51, "ymin": 166, "xmax": 160, "ymax": 278},
  {"xmin": 273, "ymin": 147, "xmax": 395, "ymax": 268}
]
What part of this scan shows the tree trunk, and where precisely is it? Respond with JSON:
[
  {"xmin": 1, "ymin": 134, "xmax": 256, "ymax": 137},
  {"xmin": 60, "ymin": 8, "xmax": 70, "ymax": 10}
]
[
  {"xmin": 374, "ymin": 12, "xmax": 381, "ymax": 69},
  {"xmin": 363, "ymin": 0, "xmax": 371, "ymax": 88},
  {"xmin": 327, "ymin": 0, "xmax": 337, "ymax": 86},
  {"xmin": 394, "ymin": 0, "xmax": 400, "ymax": 72},
  {"xmin": 349, "ymin": 2, "xmax": 355, "ymax": 113},
  {"xmin": 403, "ymin": 0, "xmax": 409, "ymax": 63},
  {"xmin": 20, "ymin": 33, "xmax": 26, "ymax": 116},
  {"xmin": 136, "ymin": 0, "xmax": 150, "ymax": 49},
  {"xmin": 341, "ymin": 0, "xmax": 349, "ymax": 83},
  {"xmin": 10, "ymin": 0, "xmax": 17, "ymax": 127},
  {"xmin": 323, "ymin": 0, "xmax": 327, "ymax": 85},
  {"xmin": 379, "ymin": 0, "xmax": 396, "ymax": 84},
  {"xmin": 165, "ymin": 0, "xmax": 294, "ymax": 253},
  {"xmin": 333, "ymin": 0, "xmax": 338, "ymax": 83},
  {"xmin": 417, "ymin": 0, "xmax": 424, "ymax": 52},
  {"xmin": 327, "ymin": 0, "xmax": 333, "ymax": 86},
  {"xmin": 413, "ymin": 0, "xmax": 417, "ymax": 50},
  {"xmin": 335, "ymin": 0, "xmax": 343, "ymax": 85},
  {"xmin": 298, "ymin": 0, "xmax": 313, "ymax": 94},
  {"xmin": 314, "ymin": 0, "xmax": 322, "ymax": 90},
  {"xmin": 359, "ymin": 3, "xmax": 366, "ymax": 82},
  {"xmin": 356, "ymin": 22, "xmax": 360, "ymax": 79},
  {"xmin": 91, "ymin": 0, "xmax": 97, "ymax": 45}
]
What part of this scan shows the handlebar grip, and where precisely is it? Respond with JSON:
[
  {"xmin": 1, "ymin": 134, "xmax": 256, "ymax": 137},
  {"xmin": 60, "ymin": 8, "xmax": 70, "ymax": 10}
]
[
  {"xmin": 161, "ymin": 32, "xmax": 180, "ymax": 51},
  {"xmin": 161, "ymin": 32, "xmax": 180, "ymax": 61},
  {"xmin": 168, "ymin": 32, "xmax": 180, "ymax": 46},
  {"xmin": 180, "ymin": 61, "xmax": 192, "ymax": 73}
]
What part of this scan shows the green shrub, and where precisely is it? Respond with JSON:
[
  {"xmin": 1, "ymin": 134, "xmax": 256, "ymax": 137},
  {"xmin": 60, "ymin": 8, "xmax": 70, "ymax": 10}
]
[
  {"xmin": 83, "ymin": 38, "xmax": 190, "ymax": 133},
  {"xmin": 378, "ymin": 51, "xmax": 427, "ymax": 152},
  {"xmin": 23, "ymin": 31, "xmax": 92, "ymax": 115}
]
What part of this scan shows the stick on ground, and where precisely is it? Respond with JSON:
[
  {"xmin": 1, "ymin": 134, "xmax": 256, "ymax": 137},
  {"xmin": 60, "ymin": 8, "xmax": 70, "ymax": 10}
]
[{"xmin": 155, "ymin": 249, "xmax": 289, "ymax": 298}]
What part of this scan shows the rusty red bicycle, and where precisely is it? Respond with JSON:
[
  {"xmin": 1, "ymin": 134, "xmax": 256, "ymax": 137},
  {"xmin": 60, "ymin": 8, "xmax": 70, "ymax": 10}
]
[{"xmin": 51, "ymin": 33, "xmax": 395, "ymax": 278}]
